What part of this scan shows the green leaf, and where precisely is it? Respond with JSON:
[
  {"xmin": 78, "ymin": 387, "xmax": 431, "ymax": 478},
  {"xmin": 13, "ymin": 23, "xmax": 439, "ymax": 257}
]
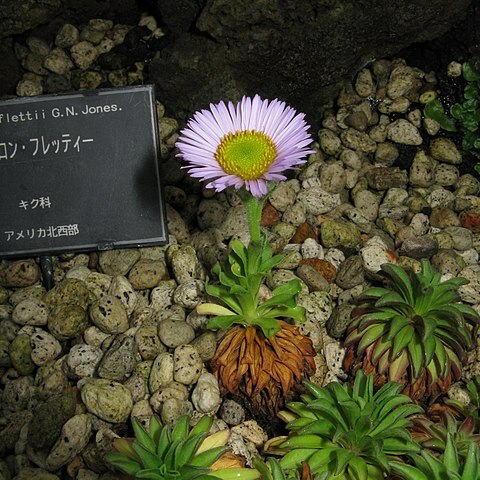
[
  {"xmin": 390, "ymin": 460, "xmax": 429, "ymax": 480},
  {"xmin": 208, "ymin": 468, "xmax": 261, "ymax": 479},
  {"xmin": 156, "ymin": 424, "xmax": 171, "ymax": 458},
  {"xmin": 381, "ymin": 263, "xmax": 414, "ymax": 304},
  {"xmin": 148, "ymin": 416, "xmax": 163, "ymax": 444},
  {"xmin": 271, "ymin": 279, "xmax": 302, "ymax": 297},
  {"xmin": 131, "ymin": 442, "xmax": 163, "ymax": 470},
  {"xmin": 357, "ymin": 324, "xmax": 386, "ymax": 354},
  {"xmin": 461, "ymin": 442, "xmax": 480, "ymax": 479},
  {"xmin": 254, "ymin": 317, "xmax": 282, "ymax": 338},
  {"xmin": 207, "ymin": 315, "xmax": 241, "ymax": 330},
  {"xmin": 132, "ymin": 418, "xmax": 157, "ymax": 454},
  {"xmin": 279, "ymin": 448, "xmax": 318, "ymax": 470},
  {"xmin": 334, "ymin": 449, "xmax": 355, "ymax": 475},
  {"xmin": 391, "ymin": 325, "xmax": 415, "ymax": 359},
  {"xmin": 259, "ymin": 254, "xmax": 283, "ymax": 273},
  {"xmin": 303, "ymin": 447, "xmax": 337, "ymax": 472},
  {"xmin": 280, "ymin": 434, "xmax": 328, "ymax": 449},
  {"xmin": 463, "ymin": 62, "xmax": 480, "ymax": 82},
  {"xmin": 171, "ymin": 416, "xmax": 189, "ymax": 442},
  {"xmin": 424, "ymin": 99, "xmax": 457, "ymax": 131},
  {"xmin": 443, "ymin": 433, "xmax": 460, "ymax": 472},
  {"xmin": 104, "ymin": 452, "xmax": 141, "ymax": 476},
  {"xmin": 230, "ymin": 239, "xmax": 248, "ymax": 269},
  {"xmin": 190, "ymin": 446, "xmax": 229, "ymax": 467},
  {"xmin": 189, "ymin": 416, "xmax": 212, "ymax": 438},
  {"xmin": 135, "ymin": 468, "xmax": 166, "ymax": 479},
  {"xmin": 387, "ymin": 315, "xmax": 411, "ymax": 341},
  {"xmin": 348, "ymin": 456, "xmax": 369, "ymax": 480},
  {"xmin": 407, "ymin": 338, "xmax": 425, "ymax": 380}
]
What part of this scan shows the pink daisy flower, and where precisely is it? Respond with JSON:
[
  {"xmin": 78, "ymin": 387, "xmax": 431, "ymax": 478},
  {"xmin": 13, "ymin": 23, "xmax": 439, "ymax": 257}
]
[{"xmin": 175, "ymin": 95, "xmax": 314, "ymax": 198}]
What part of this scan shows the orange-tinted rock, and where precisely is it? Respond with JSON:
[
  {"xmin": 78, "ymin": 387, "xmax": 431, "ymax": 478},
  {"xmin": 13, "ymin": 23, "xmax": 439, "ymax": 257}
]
[
  {"xmin": 299, "ymin": 258, "xmax": 337, "ymax": 283},
  {"xmin": 291, "ymin": 223, "xmax": 317, "ymax": 244},
  {"xmin": 260, "ymin": 202, "xmax": 281, "ymax": 227},
  {"xmin": 460, "ymin": 209, "xmax": 480, "ymax": 233}
]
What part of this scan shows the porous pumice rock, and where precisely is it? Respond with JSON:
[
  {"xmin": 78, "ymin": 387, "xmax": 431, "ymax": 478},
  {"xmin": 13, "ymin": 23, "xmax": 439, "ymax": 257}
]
[
  {"xmin": 0, "ymin": 259, "xmax": 40, "ymax": 287},
  {"xmin": 89, "ymin": 294, "xmax": 129, "ymax": 334},
  {"xmin": 173, "ymin": 344, "xmax": 203, "ymax": 385},
  {"xmin": 191, "ymin": 372, "xmax": 221, "ymax": 414},
  {"xmin": 80, "ymin": 378, "xmax": 133, "ymax": 423},
  {"xmin": 65, "ymin": 343, "xmax": 103, "ymax": 378},
  {"xmin": 45, "ymin": 414, "xmax": 92, "ymax": 471},
  {"xmin": 12, "ymin": 298, "xmax": 49, "ymax": 326}
]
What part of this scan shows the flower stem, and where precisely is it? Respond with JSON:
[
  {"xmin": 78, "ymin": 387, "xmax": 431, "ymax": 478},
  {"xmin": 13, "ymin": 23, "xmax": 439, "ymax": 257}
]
[{"xmin": 238, "ymin": 189, "xmax": 265, "ymax": 243}]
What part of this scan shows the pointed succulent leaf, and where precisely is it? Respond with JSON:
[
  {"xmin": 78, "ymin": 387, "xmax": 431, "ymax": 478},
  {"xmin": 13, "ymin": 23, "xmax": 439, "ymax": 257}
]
[
  {"xmin": 134, "ymin": 468, "xmax": 165, "ymax": 479},
  {"xmin": 348, "ymin": 456, "xmax": 369, "ymax": 480},
  {"xmin": 156, "ymin": 423, "xmax": 171, "ymax": 458},
  {"xmin": 375, "ymin": 291, "xmax": 408, "ymax": 307},
  {"xmin": 390, "ymin": 460, "xmax": 429, "ymax": 480},
  {"xmin": 302, "ymin": 447, "xmax": 337, "ymax": 472},
  {"xmin": 461, "ymin": 442, "xmax": 480, "ymax": 480},
  {"xmin": 189, "ymin": 415, "xmax": 213, "ymax": 438},
  {"xmin": 104, "ymin": 452, "xmax": 142, "ymax": 476},
  {"xmin": 372, "ymin": 381, "xmax": 403, "ymax": 405},
  {"xmin": 207, "ymin": 315, "xmax": 243, "ymax": 331},
  {"xmin": 189, "ymin": 446, "xmax": 229, "ymax": 467},
  {"xmin": 407, "ymin": 338, "xmax": 425, "ymax": 380},
  {"xmin": 357, "ymin": 324, "xmax": 386, "ymax": 354},
  {"xmin": 132, "ymin": 418, "xmax": 157, "ymax": 454},
  {"xmin": 131, "ymin": 442, "xmax": 163, "ymax": 470},
  {"xmin": 208, "ymin": 468, "xmax": 261, "ymax": 479},
  {"xmin": 279, "ymin": 448, "xmax": 318, "ymax": 470},
  {"xmin": 381, "ymin": 262, "xmax": 414, "ymax": 304},
  {"xmin": 280, "ymin": 434, "xmax": 328, "ymax": 449},
  {"xmin": 443, "ymin": 433, "xmax": 460, "ymax": 472},
  {"xmin": 391, "ymin": 324, "xmax": 415, "ymax": 359},
  {"xmin": 386, "ymin": 315, "xmax": 411, "ymax": 340},
  {"xmin": 334, "ymin": 449, "xmax": 355, "ymax": 475}
]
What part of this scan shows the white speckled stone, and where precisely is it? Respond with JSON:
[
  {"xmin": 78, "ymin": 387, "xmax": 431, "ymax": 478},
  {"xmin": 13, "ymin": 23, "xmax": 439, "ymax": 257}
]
[
  {"xmin": 297, "ymin": 187, "xmax": 341, "ymax": 215},
  {"xmin": 30, "ymin": 330, "xmax": 62, "ymax": 366},
  {"xmin": 149, "ymin": 352, "xmax": 174, "ymax": 393},
  {"xmin": 12, "ymin": 299, "xmax": 49, "ymax": 326},
  {"xmin": 269, "ymin": 182, "xmax": 297, "ymax": 212},
  {"xmin": 386, "ymin": 119, "xmax": 422, "ymax": 145},
  {"xmin": 172, "ymin": 280, "xmax": 205, "ymax": 309},
  {"xmin": 65, "ymin": 343, "xmax": 103, "ymax": 378},
  {"xmin": 191, "ymin": 372, "xmax": 221, "ymax": 414},
  {"xmin": 231, "ymin": 420, "xmax": 268, "ymax": 448},
  {"xmin": 46, "ymin": 414, "xmax": 92, "ymax": 470},
  {"xmin": 109, "ymin": 275, "xmax": 138, "ymax": 315},
  {"xmin": 173, "ymin": 345, "xmax": 203, "ymax": 385}
]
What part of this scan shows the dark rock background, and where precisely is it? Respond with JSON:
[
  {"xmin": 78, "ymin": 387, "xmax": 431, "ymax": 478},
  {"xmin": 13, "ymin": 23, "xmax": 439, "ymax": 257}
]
[{"xmin": 1, "ymin": 0, "xmax": 479, "ymax": 127}]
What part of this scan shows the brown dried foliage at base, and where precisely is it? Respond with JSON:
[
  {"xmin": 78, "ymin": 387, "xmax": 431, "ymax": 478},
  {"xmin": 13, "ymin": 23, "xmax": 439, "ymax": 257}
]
[
  {"xmin": 344, "ymin": 342, "xmax": 454, "ymax": 403},
  {"xmin": 210, "ymin": 321, "xmax": 316, "ymax": 417}
]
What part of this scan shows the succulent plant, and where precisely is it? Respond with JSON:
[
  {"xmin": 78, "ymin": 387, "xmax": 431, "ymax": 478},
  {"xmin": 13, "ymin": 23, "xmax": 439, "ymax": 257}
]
[
  {"xmin": 267, "ymin": 371, "xmax": 422, "ymax": 480},
  {"xmin": 391, "ymin": 434, "xmax": 480, "ymax": 480},
  {"xmin": 423, "ymin": 61, "xmax": 480, "ymax": 168},
  {"xmin": 411, "ymin": 412, "xmax": 480, "ymax": 459},
  {"xmin": 104, "ymin": 415, "xmax": 260, "ymax": 479},
  {"xmin": 199, "ymin": 233, "xmax": 316, "ymax": 417},
  {"xmin": 441, "ymin": 375, "xmax": 480, "ymax": 428},
  {"xmin": 255, "ymin": 457, "xmax": 325, "ymax": 480},
  {"xmin": 344, "ymin": 260, "xmax": 479, "ymax": 400}
]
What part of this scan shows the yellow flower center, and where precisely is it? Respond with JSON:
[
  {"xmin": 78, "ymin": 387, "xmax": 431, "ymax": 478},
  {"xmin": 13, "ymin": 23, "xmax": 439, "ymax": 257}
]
[{"xmin": 215, "ymin": 130, "xmax": 277, "ymax": 180}]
